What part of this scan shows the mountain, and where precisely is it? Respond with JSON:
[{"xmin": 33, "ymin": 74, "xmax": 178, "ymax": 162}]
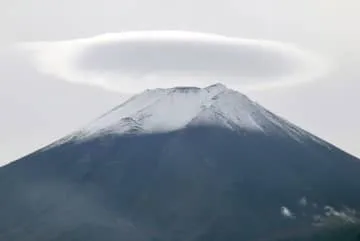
[{"xmin": 0, "ymin": 83, "xmax": 360, "ymax": 241}]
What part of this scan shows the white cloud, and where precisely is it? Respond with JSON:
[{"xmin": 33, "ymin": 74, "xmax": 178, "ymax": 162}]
[
  {"xmin": 299, "ymin": 196, "xmax": 308, "ymax": 206},
  {"xmin": 17, "ymin": 31, "xmax": 328, "ymax": 93},
  {"xmin": 281, "ymin": 206, "xmax": 296, "ymax": 219}
]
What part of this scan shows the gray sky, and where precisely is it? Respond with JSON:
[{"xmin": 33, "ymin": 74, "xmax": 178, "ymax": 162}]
[{"xmin": 1, "ymin": 0, "xmax": 359, "ymax": 165}]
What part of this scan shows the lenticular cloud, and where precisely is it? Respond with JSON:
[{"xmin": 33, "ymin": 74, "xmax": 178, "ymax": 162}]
[{"xmin": 17, "ymin": 31, "xmax": 328, "ymax": 93}]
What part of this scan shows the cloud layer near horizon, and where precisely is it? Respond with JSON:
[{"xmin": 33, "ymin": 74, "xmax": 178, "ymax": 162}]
[{"xmin": 17, "ymin": 31, "xmax": 328, "ymax": 93}]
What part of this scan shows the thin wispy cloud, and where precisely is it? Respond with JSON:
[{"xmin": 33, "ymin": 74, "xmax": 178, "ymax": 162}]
[{"xmin": 17, "ymin": 31, "xmax": 328, "ymax": 93}]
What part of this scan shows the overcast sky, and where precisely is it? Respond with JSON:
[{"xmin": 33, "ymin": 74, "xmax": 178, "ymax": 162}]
[{"xmin": 1, "ymin": 0, "xmax": 359, "ymax": 165}]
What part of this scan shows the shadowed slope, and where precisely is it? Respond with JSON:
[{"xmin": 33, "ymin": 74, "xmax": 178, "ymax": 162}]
[{"xmin": 0, "ymin": 124, "xmax": 359, "ymax": 241}]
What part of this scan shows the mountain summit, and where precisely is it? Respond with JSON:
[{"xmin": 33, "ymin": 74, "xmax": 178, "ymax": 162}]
[
  {"xmin": 60, "ymin": 84, "xmax": 327, "ymax": 146},
  {"xmin": 1, "ymin": 84, "xmax": 360, "ymax": 241},
  {"xmin": 75, "ymin": 83, "xmax": 262, "ymax": 137}
]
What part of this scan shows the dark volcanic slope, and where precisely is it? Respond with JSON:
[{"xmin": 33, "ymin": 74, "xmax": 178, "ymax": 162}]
[
  {"xmin": 1, "ymin": 85, "xmax": 360, "ymax": 241},
  {"xmin": 1, "ymin": 126, "xmax": 360, "ymax": 241}
]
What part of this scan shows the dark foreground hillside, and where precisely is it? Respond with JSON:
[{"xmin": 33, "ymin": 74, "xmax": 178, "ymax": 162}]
[
  {"xmin": 0, "ymin": 125, "xmax": 360, "ymax": 241},
  {"xmin": 278, "ymin": 224, "xmax": 360, "ymax": 241}
]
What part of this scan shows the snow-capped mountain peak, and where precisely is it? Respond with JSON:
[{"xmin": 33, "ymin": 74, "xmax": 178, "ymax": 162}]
[
  {"xmin": 51, "ymin": 83, "xmax": 328, "ymax": 150},
  {"xmin": 75, "ymin": 84, "xmax": 264, "ymax": 138}
]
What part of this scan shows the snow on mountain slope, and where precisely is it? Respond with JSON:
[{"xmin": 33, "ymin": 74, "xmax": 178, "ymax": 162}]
[
  {"xmin": 76, "ymin": 83, "xmax": 265, "ymax": 136},
  {"xmin": 48, "ymin": 83, "xmax": 331, "ymax": 149}
]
